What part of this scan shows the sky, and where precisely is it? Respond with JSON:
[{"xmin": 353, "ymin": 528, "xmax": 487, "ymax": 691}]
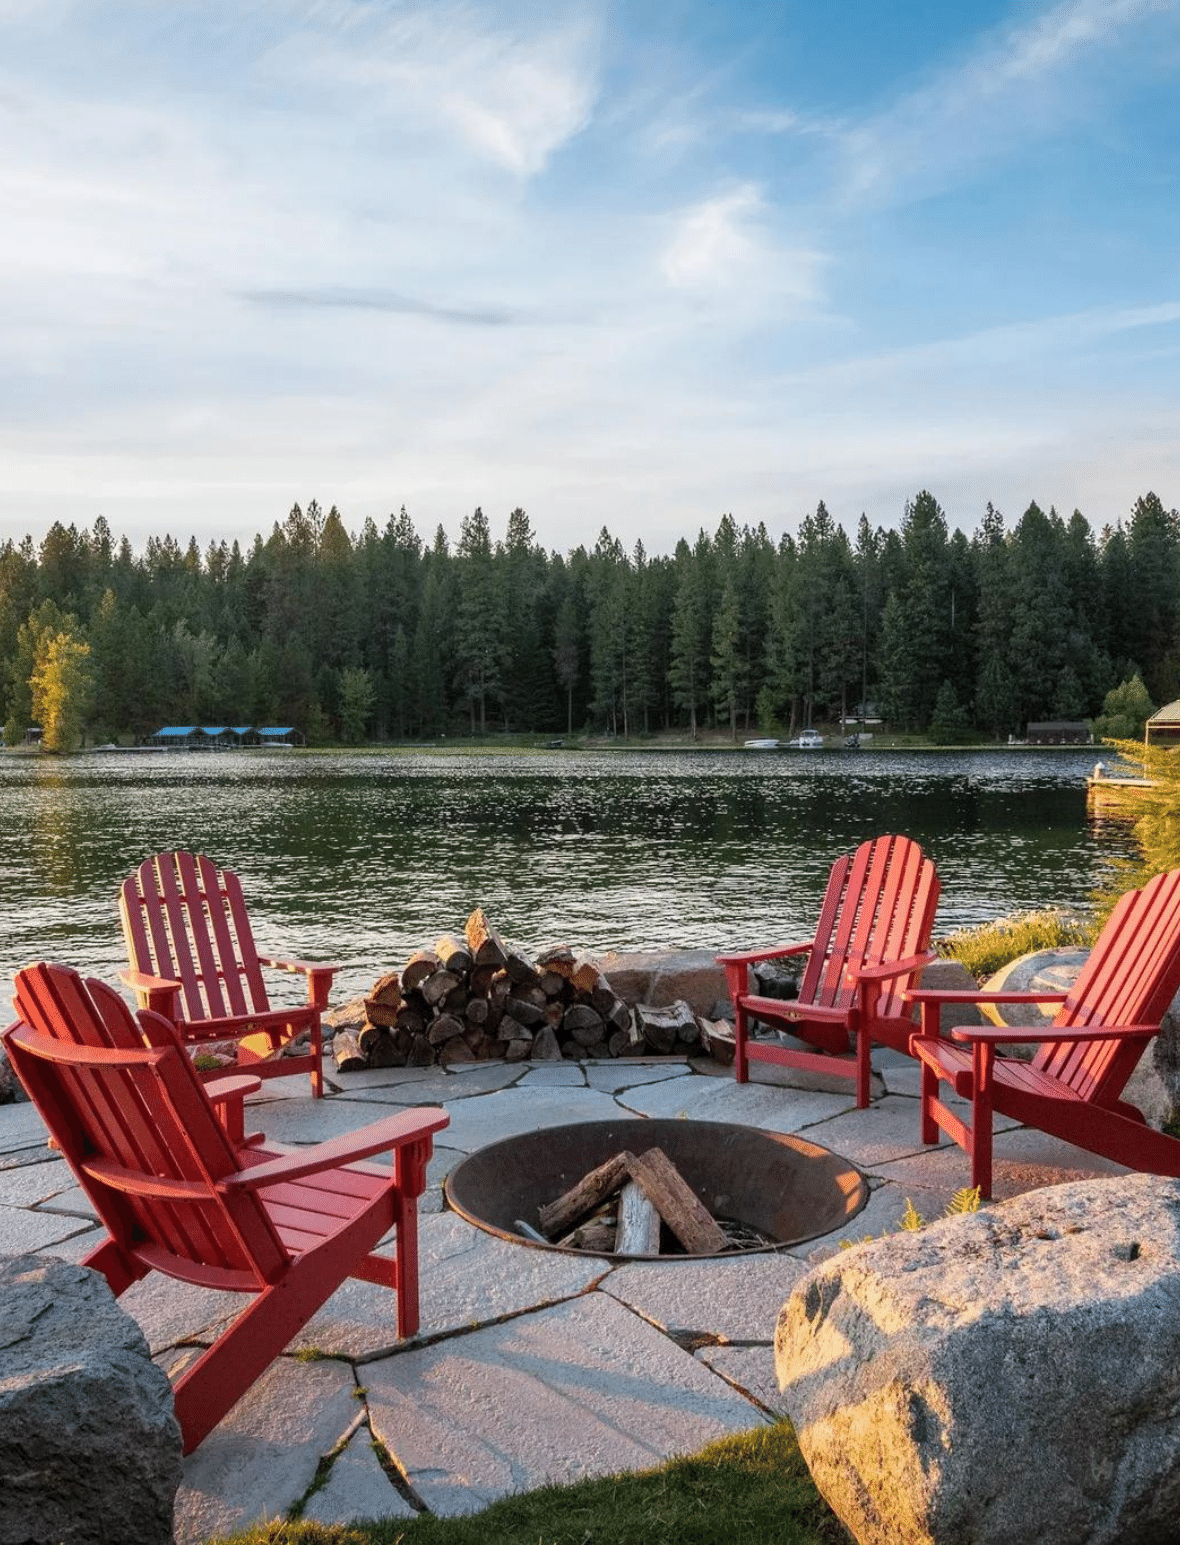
[{"xmin": 2, "ymin": 0, "xmax": 1179, "ymax": 559}]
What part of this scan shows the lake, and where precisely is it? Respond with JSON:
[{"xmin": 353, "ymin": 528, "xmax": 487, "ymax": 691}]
[{"xmin": 0, "ymin": 746, "xmax": 1129, "ymax": 1004}]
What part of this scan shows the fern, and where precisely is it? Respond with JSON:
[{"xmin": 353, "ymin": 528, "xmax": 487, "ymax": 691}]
[
  {"xmin": 898, "ymin": 1198, "xmax": 925, "ymax": 1230},
  {"xmin": 944, "ymin": 1185, "xmax": 982, "ymax": 1215}
]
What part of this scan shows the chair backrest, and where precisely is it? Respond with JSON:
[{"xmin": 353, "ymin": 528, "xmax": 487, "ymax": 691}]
[
  {"xmin": 1038, "ymin": 867, "xmax": 1180, "ymax": 1103},
  {"xmin": 800, "ymin": 835, "xmax": 940, "ymax": 1020},
  {"xmin": 6, "ymin": 962, "xmax": 289, "ymax": 1292},
  {"xmin": 119, "ymin": 851, "xmax": 272, "ymax": 1023}
]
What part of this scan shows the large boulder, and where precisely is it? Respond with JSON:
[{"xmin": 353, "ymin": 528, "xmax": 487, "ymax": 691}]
[
  {"xmin": 0, "ymin": 1254, "xmax": 181, "ymax": 1545},
  {"xmin": 775, "ymin": 1176, "xmax": 1180, "ymax": 1545}
]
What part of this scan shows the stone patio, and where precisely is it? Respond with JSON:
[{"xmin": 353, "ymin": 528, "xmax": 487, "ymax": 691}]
[{"xmin": 0, "ymin": 1049, "xmax": 1133, "ymax": 1544}]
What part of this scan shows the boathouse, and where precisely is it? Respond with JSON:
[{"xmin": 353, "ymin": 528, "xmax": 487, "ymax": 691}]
[{"xmin": 1146, "ymin": 701, "xmax": 1180, "ymax": 748}]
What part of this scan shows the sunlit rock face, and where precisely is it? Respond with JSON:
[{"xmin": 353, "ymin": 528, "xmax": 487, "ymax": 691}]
[{"xmin": 775, "ymin": 1175, "xmax": 1180, "ymax": 1545}]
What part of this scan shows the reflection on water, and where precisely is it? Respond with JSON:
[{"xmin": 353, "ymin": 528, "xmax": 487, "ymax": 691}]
[{"xmin": 0, "ymin": 748, "xmax": 1132, "ymax": 1002}]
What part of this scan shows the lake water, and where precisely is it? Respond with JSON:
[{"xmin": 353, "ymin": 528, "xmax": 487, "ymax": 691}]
[{"xmin": 0, "ymin": 747, "xmax": 1130, "ymax": 1004}]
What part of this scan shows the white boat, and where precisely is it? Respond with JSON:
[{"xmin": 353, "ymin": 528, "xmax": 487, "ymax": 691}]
[
  {"xmin": 743, "ymin": 738, "xmax": 780, "ymax": 750},
  {"xmin": 788, "ymin": 729, "xmax": 825, "ymax": 749}
]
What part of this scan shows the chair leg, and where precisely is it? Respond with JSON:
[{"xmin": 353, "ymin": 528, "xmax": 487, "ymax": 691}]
[
  {"xmin": 733, "ymin": 1002, "xmax": 750, "ymax": 1083},
  {"xmin": 969, "ymin": 1094, "xmax": 994, "ymax": 1200},
  {"xmin": 920, "ymin": 1061, "xmax": 940, "ymax": 1144},
  {"xmin": 855, "ymin": 1031, "xmax": 871, "ymax": 1108},
  {"xmin": 310, "ymin": 1017, "xmax": 324, "ymax": 1099}
]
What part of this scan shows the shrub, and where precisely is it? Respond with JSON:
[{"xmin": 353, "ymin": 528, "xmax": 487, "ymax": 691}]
[{"xmin": 940, "ymin": 909, "xmax": 1095, "ymax": 982}]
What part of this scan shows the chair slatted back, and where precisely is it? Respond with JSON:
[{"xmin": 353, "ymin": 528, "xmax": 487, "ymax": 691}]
[
  {"xmin": 120, "ymin": 852, "xmax": 272, "ymax": 1023},
  {"xmin": 7, "ymin": 963, "xmax": 289, "ymax": 1291},
  {"xmin": 1037, "ymin": 868, "xmax": 1180, "ymax": 1103},
  {"xmin": 798, "ymin": 835, "xmax": 941, "ymax": 1019}
]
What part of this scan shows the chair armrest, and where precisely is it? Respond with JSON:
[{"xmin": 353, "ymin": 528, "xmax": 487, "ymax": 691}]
[
  {"xmin": 205, "ymin": 1074, "xmax": 263, "ymax": 1103},
  {"xmin": 906, "ymin": 988, "xmax": 1069, "ymax": 1006},
  {"xmin": 852, "ymin": 950, "xmax": 939, "ymax": 984},
  {"xmin": 256, "ymin": 957, "xmax": 339, "ymax": 1007},
  {"xmin": 119, "ymin": 970, "xmax": 183, "ymax": 1016},
  {"xmin": 716, "ymin": 941, "xmax": 814, "ymax": 967},
  {"xmin": 223, "ymin": 1106, "xmax": 450, "ymax": 1189},
  {"xmin": 949, "ymin": 1022, "xmax": 1158, "ymax": 1047}
]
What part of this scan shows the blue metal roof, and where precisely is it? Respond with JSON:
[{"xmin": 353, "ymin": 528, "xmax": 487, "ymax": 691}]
[
  {"xmin": 257, "ymin": 727, "xmax": 295, "ymax": 736},
  {"xmin": 155, "ymin": 726, "xmax": 199, "ymax": 737}
]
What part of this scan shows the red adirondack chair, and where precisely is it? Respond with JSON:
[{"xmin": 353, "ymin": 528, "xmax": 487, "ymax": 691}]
[
  {"xmin": 119, "ymin": 850, "xmax": 336, "ymax": 1096},
  {"xmin": 908, "ymin": 867, "xmax": 1180, "ymax": 1197},
  {"xmin": 718, "ymin": 834, "xmax": 941, "ymax": 1107},
  {"xmin": 4, "ymin": 961, "xmax": 448, "ymax": 1454}
]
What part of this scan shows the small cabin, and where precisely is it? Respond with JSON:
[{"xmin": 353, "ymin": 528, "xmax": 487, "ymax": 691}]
[
  {"xmin": 1026, "ymin": 721, "xmax": 1091, "ymax": 745},
  {"xmin": 1146, "ymin": 702, "xmax": 1180, "ymax": 748}
]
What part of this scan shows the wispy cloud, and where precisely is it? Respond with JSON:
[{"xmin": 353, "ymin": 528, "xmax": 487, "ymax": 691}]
[
  {"xmin": 266, "ymin": 2, "xmax": 601, "ymax": 178},
  {"xmin": 241, "ymin": 285, "xmax": 518, "ymax": 326},
  {"xmin": 841, "ymin": 0, "xmax": 1180, "ymax": 206}
]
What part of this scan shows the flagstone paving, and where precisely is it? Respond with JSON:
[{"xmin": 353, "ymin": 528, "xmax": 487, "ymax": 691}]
[{"xmin": 0, "ymin": 1048, "xmax": 1134, "ymax": 1543}]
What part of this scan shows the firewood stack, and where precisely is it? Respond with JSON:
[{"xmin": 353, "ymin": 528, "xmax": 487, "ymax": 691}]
[{"xmin": 332, "ymin": 908, "xmax": 706, "ymax": 1071}]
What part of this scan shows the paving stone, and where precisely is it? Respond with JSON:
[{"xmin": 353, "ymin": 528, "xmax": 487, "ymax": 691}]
[
  {"xmin": 697, "ymin": 1344, "xmax": 786, "ymax": 1415},
  {"xmin": 0, "ymin": 1103, "xmax": 49, "ymax": 1152},
  {"xmin": 616, "ymin": 1074, "xmax": 851, "ymax": 1133},
  {"xmin": 366, "ymin": 1293, "xmax": 767, "ymax": 1517},
  {"xmin": 737, "ymin": 1042, "xmax": 886, "ymax": 1099},
  {"xmin": 345, "ymin": 1064, "xmax": 527, "ymax": 1106},
  {"xmin": 35, "ymin": 1226, "xmax": 109, "ymax": 1264},
  {"xmin": 173, "ymin": 1355, "xmax": 359, "ymax": 1545},
  {"xmin": 791, "ymin": 1178, "xmax": 968, "ymax": 1261},
  {"xmin": 243, "ymin": 1071, "xmax": 322, "ymax": 1102},
  {"xmin": 416, "ymin": 1085, "xmax": 625, "ymax": 1153},
  {"xmin": 35, "ymin": 1184, "xmax": 98, "ymax": 1219},
  {"xmin": 294, "ymin": 1211, "xmax": 607, "ymax": 1356},
  {"xmin": 241, "ymin": 1094, "xmax": 450, "ymax": 1147},
  {"xmin": 0, "ymin": 1155, "xmax": 71, "ymax": 1206},
  {"xmin": 801, "ymin": 1094, "xmax": 947, "ymax": 1168},
  {"xmin": 583, "ymin": 1061, "xmax": 694, "ymax": 1093},
  {"xmin": 516, "ymin": 1063, "xmax": 586, "ymax": 1087},
  {"xmin": 120, "ymin": 1273, "xmax": 251, "ymax": 1356},
  {"xmin": 0, "ymin": 1202, "xmax": 94, "ymax": 1254},
  {"xmin": 302, "ymin": 1423, "xmax": 416, "ymax": 1527},
  {"xmin": 603, "ymin": 1252, "xmax": 809, "ymax": 1341},
  {"xmin": 987, "ymin": 1124, "xmax": 1132, "ymax": 1197},
  {"xmin": 330, "ymin": 1063, "xmax": 449, "ymax": 1092}
]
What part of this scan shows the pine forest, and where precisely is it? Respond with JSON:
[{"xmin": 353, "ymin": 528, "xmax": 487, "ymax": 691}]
[{"xmin": 2, "ymin": 489, "xmax": 1178, "ymax": 752}]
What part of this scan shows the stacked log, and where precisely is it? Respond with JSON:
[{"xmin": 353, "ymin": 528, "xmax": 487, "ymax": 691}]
[{"xmin": 333, "ymin": 908, "xmax": 715, "ymax": 1071}]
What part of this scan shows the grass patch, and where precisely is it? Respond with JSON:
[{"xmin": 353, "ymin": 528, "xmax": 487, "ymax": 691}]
[
  {"xmin": 208, "ymin": 1423, "xmax": 842, "ymax": 1545},
  {"xmin": 939, "ymin": 908, "xmax": 1096, "ymax": 982}
]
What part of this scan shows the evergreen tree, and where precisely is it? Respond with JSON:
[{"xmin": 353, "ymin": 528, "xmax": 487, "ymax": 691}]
[
  {"xmin": 338, "ymin": 666, "xmax": 376, "ymax": 742},
  {"xmin": 667, "ymin": 534, "xmax": 712, "ymax": 738},
  {"xmin": 31, "ymin": 628, "xmax": 94, "ymax": 751},
  {"xmin": 452, "ymin": 508, "xmax": 502, "ymax": 734}
]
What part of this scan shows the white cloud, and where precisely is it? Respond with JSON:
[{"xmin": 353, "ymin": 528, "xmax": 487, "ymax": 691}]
[{"xmin": 660, "ymin": 185, "xmax": 823, "ymax": 313}]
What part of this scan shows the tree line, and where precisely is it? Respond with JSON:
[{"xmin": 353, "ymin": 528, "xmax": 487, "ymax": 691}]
[{"xmin": 1, "ymin": 490, "xmax": 1177, "ymax": 751}]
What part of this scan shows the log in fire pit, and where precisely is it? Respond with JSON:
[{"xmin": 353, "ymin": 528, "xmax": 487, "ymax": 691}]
[{"xmin": 444, "ymin": 1119, "xmax": 868, "ymax": 1260}]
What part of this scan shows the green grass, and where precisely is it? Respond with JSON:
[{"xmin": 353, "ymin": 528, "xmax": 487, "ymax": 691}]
[
  {"xmin": 209, "ymin": 1423, "xmax": 844, "ymax": 1545},
  {"xmin": 939, "ymin": 908, "xmax": 1096, "ymax": 982}
]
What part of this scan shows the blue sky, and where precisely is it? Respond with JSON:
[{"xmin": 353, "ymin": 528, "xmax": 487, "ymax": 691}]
[{"xmin": 2, "ymin": 0, "xmax": 1178, "ymax": 557}]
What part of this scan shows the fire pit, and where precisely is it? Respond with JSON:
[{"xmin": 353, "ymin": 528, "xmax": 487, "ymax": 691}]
[{"xmin": 444, "ymin": 1119, "xmax": 868, "ymax": 1260}]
